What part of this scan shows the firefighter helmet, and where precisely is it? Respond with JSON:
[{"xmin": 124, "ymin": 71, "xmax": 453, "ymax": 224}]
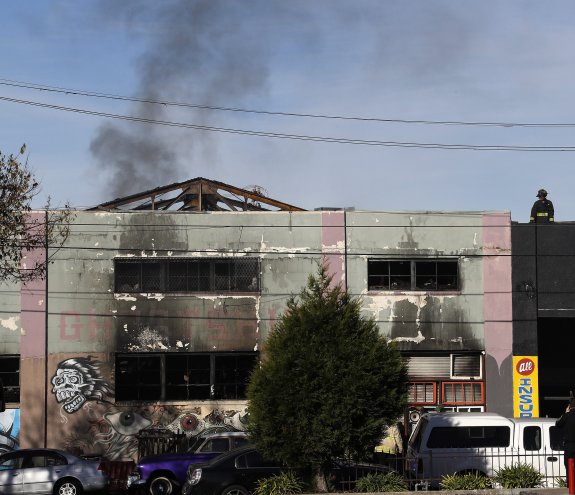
[{"xmin": 537, "ymin": 189, "xmax": 548, "ymax": 198}]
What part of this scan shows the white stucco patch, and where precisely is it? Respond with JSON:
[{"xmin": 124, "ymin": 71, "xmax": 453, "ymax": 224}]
[
  {"xmin": 0, "ymin": 316, "xmax": 19, "ymax": 331},
  {"xmin": 114, "ymin": 294, "xmax": 137, "ymax": 301},
  {"xmin": 391, "ymin": 330, "xmax": 426, "ymax": 344},
  {"xmin": 141, "ymin": 293, "xmax": 165, "ymax": 301},
  {"xmin": 140, "ymin": 250, "xmax": 158, "ymax": 257}
]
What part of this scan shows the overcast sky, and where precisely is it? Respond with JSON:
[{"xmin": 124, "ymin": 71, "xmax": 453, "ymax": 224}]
[{"xmin": 1, "ymin": 1, "xmax": 575, "ymax": 222}]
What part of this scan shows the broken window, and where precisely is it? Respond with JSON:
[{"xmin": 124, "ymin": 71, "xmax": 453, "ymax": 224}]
[
  {"xmin": 115, "ymin": 352, "xmax": 258, "ymax": 402},
  {"xmin": 367, "ymin": 259, "xmax": 459, "ymax": 291},
  {"xmin": 115, "ymin": 258, "xmax": 260, "ymax": 293},
  {"xmin": 0, "ymin": 355, "xmax": 20, "ymax": 403}
]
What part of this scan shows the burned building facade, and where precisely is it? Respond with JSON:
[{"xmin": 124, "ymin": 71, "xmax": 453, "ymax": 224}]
[{"xmin": 0, "ymin": 180, "xmax": 514, "ymax": 457}]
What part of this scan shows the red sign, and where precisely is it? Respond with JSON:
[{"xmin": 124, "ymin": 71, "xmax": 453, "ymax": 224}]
[{"xmin": 516, "ymin": 358, "xmax": 535, "ymax": 376}]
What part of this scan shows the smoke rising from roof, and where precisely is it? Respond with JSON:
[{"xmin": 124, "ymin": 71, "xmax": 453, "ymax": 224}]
[{"xmin": 90, "ymin": 0, "xmax": 274, "ymax": 198}]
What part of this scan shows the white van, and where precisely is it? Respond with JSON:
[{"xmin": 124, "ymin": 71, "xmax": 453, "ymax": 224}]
[{"xmin": 406, "ymin": 412, "xmax": 565, "ymax": 489}]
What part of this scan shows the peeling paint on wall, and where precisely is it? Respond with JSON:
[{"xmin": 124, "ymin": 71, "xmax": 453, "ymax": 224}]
[{"xmin": 0, "ymin": 316, "xmax": 19, "ymax": 332}]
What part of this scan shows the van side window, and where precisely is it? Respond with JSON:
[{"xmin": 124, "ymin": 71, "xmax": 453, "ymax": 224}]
[
  {"xmin": 550, "ymin": 426, "xmax": 565, "ymax": 451},
  {"xmin": 523, "ymin": 426, "xmax": 541, "ymax": 451},
  {"xmin": 427, "ymin": 426, "xmax": 510, "ymax": 448}
]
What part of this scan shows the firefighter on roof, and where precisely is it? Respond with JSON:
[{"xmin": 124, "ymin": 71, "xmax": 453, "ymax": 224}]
[{"xmin": 530, "ymin": 189, "xmax": 554, "ymax": 223}]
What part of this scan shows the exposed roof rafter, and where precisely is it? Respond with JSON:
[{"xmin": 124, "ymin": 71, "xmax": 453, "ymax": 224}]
[{"xmin": 88, "ymin": 177, "xmax": 305, "ymax": 212}]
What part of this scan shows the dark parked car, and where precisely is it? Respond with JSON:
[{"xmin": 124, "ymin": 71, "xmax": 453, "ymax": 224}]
[
  {"xmin": 0, "ymin": 448, "xmax": 108, "ymax": 495},
  {"xmin": 128, "ymin": 431, "xmax": 249, "ymax": 495},
  {"xmin": 182, "ymin": 446, "xmax": 394, "ymax": 495}
]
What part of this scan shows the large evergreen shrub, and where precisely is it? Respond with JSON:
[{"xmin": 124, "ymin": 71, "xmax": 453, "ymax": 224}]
[{"xmin": 247, "ymin": 263, "xmax": 408, "ymax": 491}]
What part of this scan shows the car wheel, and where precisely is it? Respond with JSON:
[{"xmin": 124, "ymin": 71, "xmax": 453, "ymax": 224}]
[
  {"xmin": 54, "ymin": 478, "xmax": 83, "ymax": 495},
  {"xmin": 149, "ymin": 475, "xmax": 178, "ymax": 495},
  {"xmin": 221, "ymin": 484, "xmax": 250, "ymax": 495}
]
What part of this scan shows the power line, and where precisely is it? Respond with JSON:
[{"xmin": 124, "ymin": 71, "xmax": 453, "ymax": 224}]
[
  {"xmin": 3, "ymin": 95, "xmax": 575, "ymax": 151},
  {"xmin": 2, "ymin": 78, "xmax": 575, "ymax": 128}
]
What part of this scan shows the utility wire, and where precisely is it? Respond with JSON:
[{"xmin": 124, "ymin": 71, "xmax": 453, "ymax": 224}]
[
  {"xmin": 1, "ymin": 78, "xmax": 575, "ymax": 128},
  {"xmin": 2, "ymin": 95, "xmax": 575, "ymax": 151}
]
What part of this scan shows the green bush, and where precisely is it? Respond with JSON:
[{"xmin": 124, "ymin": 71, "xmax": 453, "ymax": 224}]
[
  {"xmin": 253, "ymin": 471, "xmax": 304, "ymax": 495},
  {"xmin": 439, "ymin": 472, "xmax": 492, "ymax": 490},
  {"xmin": 355, "ymin": 472, "xmax": 409, "ymax": 492},
  {"xmin": 555, "ymin": 477, "xmax": 568, "ymax": 488},
  {"xmin": 493, "ymin": 463, "xmax": 544, "ymax": 488}
]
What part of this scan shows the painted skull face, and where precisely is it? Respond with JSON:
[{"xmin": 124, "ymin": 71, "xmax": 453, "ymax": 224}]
[{"xmin": 51, "ymin": 368, "xmax": 87, "ymax": 412}]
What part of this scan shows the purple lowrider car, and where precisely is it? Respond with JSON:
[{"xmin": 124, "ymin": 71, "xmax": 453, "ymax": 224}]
[{"xmin": 127, "ymin": 431, "xmax": 249, "ymax": 495}]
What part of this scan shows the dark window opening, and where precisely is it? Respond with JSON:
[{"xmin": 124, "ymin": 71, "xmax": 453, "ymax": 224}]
[
  {"xmin": 368, "ymin": 259, "xmax": 459, "ymax": 291},
  {"xmin": 115, "ymin": 353, "xmax": 258, "ymax": 402},
  {"xmin": 0, "ymin": 356, "xmax": 20, "ymax": 403},
  {"xmin": 115, "ymin": 258, "xmax": 260, "ymax": 293}
]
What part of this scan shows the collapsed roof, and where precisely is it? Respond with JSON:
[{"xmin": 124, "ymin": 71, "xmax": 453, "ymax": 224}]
[{"xmin": 89, "ymin": 177, "xmax": 305, "ymax": 212}]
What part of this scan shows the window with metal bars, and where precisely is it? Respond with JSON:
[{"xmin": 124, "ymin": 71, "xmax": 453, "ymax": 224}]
[
  {"xmin": 441, "ymin": 381, "xmax": 484, "ymax": 405},
  {"xmin": 115, "ymin": 353, "xmax": 258, "ymax": 401},
  {"xmin": 0, "ymin": 356, "xmax": 20, "ymax": 404},
  {"xmin": 367, "ymin": 259, "xmax": 459, "ymax": 291},
  {"xmin": 115, "ymin": 258, "xmax": 260, "ymax": 293}
]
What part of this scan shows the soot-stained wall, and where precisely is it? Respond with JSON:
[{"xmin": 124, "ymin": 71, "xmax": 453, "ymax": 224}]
[{"xmin": 7, "ymin": 208, "xmax": 515, "ymax": 454}]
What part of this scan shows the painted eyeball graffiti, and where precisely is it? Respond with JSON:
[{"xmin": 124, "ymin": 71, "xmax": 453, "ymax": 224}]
[
  {"xmin": 119, "ymin": 412, "xmax": 135, "ymax": 427},
  {"xmin": 180, "ymin": 414, "xmax": 199, "ymax": 432},
  {"xmin": 104, "ymin": 411, "xmax": 151, "ymax": 436}
]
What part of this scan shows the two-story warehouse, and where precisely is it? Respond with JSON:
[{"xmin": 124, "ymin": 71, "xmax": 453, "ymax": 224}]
[{"xmin": 0, "ymin": 178, "xmax": 513, "ymax": 459}]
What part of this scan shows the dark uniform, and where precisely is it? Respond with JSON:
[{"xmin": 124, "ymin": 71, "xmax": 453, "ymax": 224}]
[
  {"xmin": 530, "ymin": 189, "xmax": 554, "ymax": 223},
  {"xmin": 556, "ymin": 402, "xmax": 575, "ymax": 469}
]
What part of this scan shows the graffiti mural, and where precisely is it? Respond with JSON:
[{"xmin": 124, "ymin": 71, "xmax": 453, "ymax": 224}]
[
  {"xmin": 51, "ymin": 357, "xmax": 113, "ymax": 413},
  {"xmin": 0, "ymin": 409, "xmax": 19, "ymax": 454},
  {"xmin": 49, "ymin": 356, "xmax": 249, "ymax": 460}
]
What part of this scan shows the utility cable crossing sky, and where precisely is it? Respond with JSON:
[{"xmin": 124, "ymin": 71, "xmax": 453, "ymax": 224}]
[{"xmin": 1, "ymin": 94, "xmax": 575, "ymax": 152}]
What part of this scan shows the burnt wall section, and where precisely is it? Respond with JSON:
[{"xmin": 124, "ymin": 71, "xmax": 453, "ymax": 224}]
[
  {"xmin": 346, "ymin": 211, "xmax": 487, "ymax": 352},
  {"xmin": 114, "ymin": 295, "xmax": 258, "ymax": 352}
]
